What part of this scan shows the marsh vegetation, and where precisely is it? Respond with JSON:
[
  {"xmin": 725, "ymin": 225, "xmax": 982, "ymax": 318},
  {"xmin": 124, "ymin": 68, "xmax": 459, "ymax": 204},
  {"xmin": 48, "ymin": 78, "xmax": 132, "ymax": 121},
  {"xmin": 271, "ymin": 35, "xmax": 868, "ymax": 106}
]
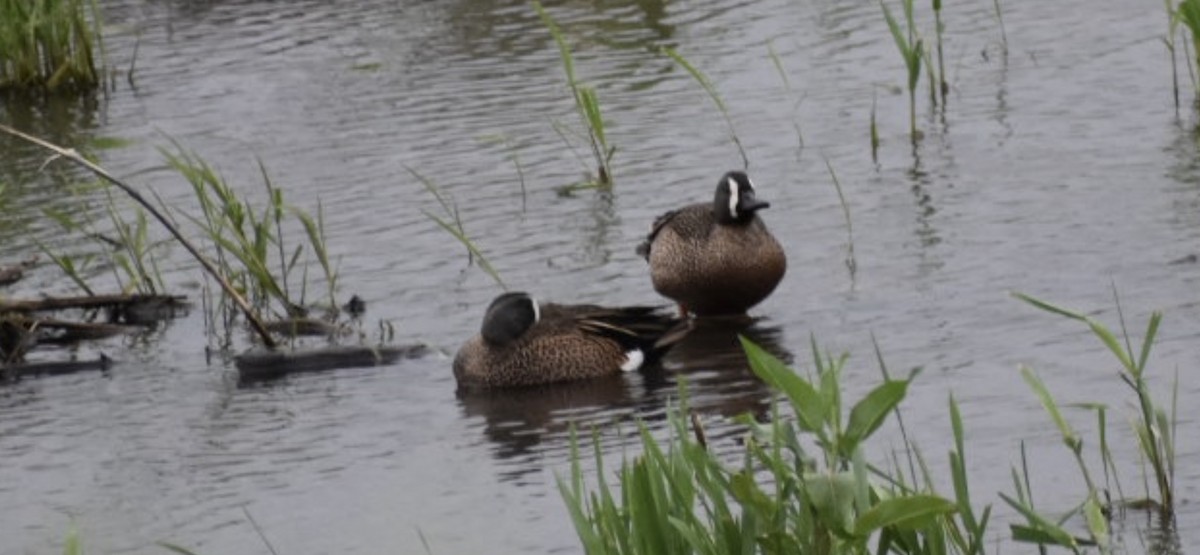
[{"xmin": 0, "ymin": 0, "xmax": 1195, "ymax": 554}]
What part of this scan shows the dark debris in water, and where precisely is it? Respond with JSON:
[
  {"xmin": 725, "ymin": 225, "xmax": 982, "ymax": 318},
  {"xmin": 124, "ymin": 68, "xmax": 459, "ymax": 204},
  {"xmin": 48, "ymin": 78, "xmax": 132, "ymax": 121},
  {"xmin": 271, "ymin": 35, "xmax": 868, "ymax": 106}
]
[{"xmin": 234, "ymin": 343, "xmax": 430, "ymax": 383}]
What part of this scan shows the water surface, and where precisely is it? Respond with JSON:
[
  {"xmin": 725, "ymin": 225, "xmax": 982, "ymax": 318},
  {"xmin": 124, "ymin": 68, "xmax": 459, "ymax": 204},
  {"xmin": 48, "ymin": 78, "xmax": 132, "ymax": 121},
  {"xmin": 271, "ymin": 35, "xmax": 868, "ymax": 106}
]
[{"xmin": 2, "ymin": 0, "xmax": 1198, "ymax": 553}]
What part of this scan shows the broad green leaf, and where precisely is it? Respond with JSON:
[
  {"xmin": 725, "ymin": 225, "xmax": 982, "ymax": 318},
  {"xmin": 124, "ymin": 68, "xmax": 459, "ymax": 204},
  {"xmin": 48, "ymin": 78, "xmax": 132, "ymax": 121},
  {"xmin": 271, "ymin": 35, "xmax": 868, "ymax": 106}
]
[
  {"xmin": 741, "ymin": 336, "xmax": 827, "ymax": 438},
  {"xmin": 804, "ymin": 471, "xmax": 858, "ymax": 537},
  {"xmin": 730, "ymin": 471, "xmax": 775, "ymax": 517},
  {"xmin": 1009, "ymin": 525, "xmax": 1077, "ymax": 547},
  {"xmin": 844, "ymin": 379, "xmax": 909, "ymax": 449}
]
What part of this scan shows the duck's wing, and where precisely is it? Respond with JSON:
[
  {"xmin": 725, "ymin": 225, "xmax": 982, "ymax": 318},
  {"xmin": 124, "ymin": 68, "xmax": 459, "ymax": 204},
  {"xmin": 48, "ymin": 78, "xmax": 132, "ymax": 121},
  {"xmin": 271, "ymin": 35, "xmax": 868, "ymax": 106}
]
[
  {"xmin": 636, "ymin": 209, "xmax": 683, "ymax": 261},
  {"xmin": 636, "ymin": 205, "xmax": 715, "ymax": 260},
  {"xmin": 572, "ymin": 305, "xmax": 691, "ymax": 362}
]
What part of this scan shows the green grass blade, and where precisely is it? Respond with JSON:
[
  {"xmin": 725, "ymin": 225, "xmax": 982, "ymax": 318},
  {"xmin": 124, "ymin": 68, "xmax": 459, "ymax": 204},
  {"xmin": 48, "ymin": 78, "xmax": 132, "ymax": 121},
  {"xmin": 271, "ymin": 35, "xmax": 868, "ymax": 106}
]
[
  {"xmin": 854, "ymin": 495, "xmax": 957, "ymax": 536},
  {"xmin": 1136, "ymin": 311, "xmax": 1162, "ymax": 372},
  {"xmin": 999, "ymin": 493, "xmax": 1079, "ymax": 549},
  {"xmin": 1020, "ymin": 366, "xmax": 1080, "ymax": 452},
  {"xmin": 844, "ymin": 379, "xmax": 909, "ymax": 450},
  {"xmin": 421, "ymin": 209, "xmax": 506, "ymax": 290},
  {"xmin": 1011, "ymin": 291, "xmax": 1089, "ymax": 322},
  {"xmin": 158, "ymin": 542, "xmax": 205, "ymax": 555},
  {"xmin": 663, "ymin": 47, "xmax": 748, "ymax": 169}
]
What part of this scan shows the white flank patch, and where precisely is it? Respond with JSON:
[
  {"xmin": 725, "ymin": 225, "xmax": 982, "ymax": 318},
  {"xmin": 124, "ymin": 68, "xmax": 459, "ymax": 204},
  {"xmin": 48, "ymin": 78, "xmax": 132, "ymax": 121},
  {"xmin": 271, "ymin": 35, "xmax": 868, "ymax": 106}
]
[
  {"xmin": 620, "ymin": 349, "xmax": 645, "ymax": 372},
  {"xmin": 727, "ymin": 177, "xmax": 739, "ymax": 219},
  {"xmin": 530, "ymin": 296, "xmax": 541, "ymax": 324}
]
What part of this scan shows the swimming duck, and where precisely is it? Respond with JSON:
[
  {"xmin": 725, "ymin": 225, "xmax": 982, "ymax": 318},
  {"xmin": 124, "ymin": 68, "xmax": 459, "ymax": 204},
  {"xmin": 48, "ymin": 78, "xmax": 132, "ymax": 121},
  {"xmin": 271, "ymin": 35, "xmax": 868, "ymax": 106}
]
[
  {"xmin": 636, "ymin": 171, "xmax": 786, "ymax": 317},
  {"xmin": 453, "ymin": 291, "xmax": 689, "ymax": 389}
]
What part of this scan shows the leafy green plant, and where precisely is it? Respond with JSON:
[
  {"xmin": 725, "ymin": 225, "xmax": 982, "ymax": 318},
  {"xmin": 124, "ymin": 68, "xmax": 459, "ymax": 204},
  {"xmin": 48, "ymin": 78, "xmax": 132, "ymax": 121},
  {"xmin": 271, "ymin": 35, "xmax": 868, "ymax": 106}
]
[
  {"xmin": 534, "ymin": 0, "xmax": 614, "ymax": 188},
  {"xmin": 0, "ymin": 0, "xmax": 103, "ymax": 92},
  {"xmin": 561, "ymin": 337, "xmax": 964, "ymax": 555},
  {"xmin": 881, "ymin": 0, "xmax": 924, "ymax": 142},
  {"xmin": 162, "ymin": 146, "xmax": 340, "ymax": 322},
  {"xmin": 1000, "ymin": 366, "xmax": 1110, "ymax": 552},
  {"xmin": 1014, "ymin": 292, "xmax": 1175, "ymax": 513},
  {"xmin": 39, "ymin": 184, "xmax": 168, "ymax": 296}
]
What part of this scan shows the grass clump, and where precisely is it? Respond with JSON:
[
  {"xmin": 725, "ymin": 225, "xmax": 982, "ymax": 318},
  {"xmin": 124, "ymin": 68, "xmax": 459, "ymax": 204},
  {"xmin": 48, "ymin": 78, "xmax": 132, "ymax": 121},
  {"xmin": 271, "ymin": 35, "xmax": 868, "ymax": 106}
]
[
  {"xmin": 0, "ymin": 0, "xmax": 104, "ymax": 92},
  {"xmin": 561, "ymin": 338, "xmax": 979, "ymax": 555},
  {"xmin": 161, "ymin": 145, "xmax": 345, "ymax": 345},
  {"xmin": 563, "ymin": 292, "xmax": 1183, "ymax": 554},
  {"xmin": 1014, "ymin": 292, "xmax": 1176, "ymax": 514}
]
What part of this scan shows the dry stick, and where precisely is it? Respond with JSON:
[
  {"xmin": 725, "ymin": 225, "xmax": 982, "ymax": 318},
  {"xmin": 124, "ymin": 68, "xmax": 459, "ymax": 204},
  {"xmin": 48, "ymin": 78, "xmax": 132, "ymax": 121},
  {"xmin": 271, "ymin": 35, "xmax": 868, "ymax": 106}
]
[{"xmin": 0, "ymin": 124, "xmax": 278, "ymax": 349}]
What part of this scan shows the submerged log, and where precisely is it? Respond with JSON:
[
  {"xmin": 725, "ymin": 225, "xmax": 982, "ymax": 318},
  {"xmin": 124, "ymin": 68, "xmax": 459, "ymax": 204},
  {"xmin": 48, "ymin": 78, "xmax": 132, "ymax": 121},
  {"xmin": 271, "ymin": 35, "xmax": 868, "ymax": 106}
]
[
  {"xmin": 235, "ymin": 344, "xmax": 429, "ymax": 382},
  {"xmin": 33, "ymin": 318, "xmax": 137, "ymax": 344},
  {"xmin": 0, "ymin": 293, "xmax": 188, "ymax": 313},
  {"xmin": 2, "ymin": 354, "xmax": 113, "ymax": 381},
  {"xmin": 263, "ymin": 318, "xmax": 347, "ymax": 338}
]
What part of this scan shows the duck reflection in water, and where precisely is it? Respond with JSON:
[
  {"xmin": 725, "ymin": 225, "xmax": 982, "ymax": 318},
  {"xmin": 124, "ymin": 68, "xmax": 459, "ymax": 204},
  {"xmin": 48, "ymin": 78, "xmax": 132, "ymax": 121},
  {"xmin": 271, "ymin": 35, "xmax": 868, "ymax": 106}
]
[
  {"xmin": 456, "ymin": 374, "xmax": 634, "ymax": 481},
  {"xmin": 641, "ymin": 315, "xmax": 791, "ymax": 422}
]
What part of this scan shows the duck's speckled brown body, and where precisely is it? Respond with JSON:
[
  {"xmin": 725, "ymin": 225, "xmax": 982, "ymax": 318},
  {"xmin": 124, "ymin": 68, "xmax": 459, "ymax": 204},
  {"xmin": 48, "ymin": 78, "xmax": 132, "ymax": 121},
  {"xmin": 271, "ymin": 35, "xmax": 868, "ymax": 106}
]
[
  {"xmin": 453, "ymin": 293, "xmax": 688, "ymax": 389},
  {"xmin": 638, "ymin": 171, "xmax": 786, "ymax": 316}
]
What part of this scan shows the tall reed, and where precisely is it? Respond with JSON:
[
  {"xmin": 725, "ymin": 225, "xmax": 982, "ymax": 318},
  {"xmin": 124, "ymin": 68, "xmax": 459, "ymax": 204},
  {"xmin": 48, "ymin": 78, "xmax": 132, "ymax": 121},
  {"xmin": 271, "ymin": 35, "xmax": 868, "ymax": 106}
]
[
  {"xmin": 0, "ymin": 0, "xmax": 103, "ymax": 92},
  {"xmin": 665, "ymin": 48, "xmax": 749, "ymax": 169},
  {"xmin": 1165, "ymin": 0, "xmax": 1183, "ymax": 110},
  {"xmin": 932, "ymin": 0, "xmax": 948, "ymax": 103},
  {"xmin": 533, "ymin": 1, "xmax": 613, "ymax": 188},
  {"xmin": 561, "ymin": 337, "xmax": 965, "ymax": 555},
  {"xmin": 881, "ymin": 0, "xmax": 924, "ymax": 142},
  {"xmin": 161, "ymin": 146, "xmax": 343, "ymax": 328},
  {"xmin": 409, "ymin": 166, "xmax": 506, "ymax": 290}
]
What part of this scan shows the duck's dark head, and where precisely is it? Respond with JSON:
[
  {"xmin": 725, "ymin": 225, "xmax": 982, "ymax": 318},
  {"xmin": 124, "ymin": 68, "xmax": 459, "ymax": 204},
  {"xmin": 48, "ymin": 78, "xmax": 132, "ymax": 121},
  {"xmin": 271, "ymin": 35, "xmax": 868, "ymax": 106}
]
[
  {"xmin": 480, "ymin": 291, "xmax": 540, "ymax": 346},
  {"xmin": 713, "ymin": 171, "xmax": 769, "ymax": 224}
]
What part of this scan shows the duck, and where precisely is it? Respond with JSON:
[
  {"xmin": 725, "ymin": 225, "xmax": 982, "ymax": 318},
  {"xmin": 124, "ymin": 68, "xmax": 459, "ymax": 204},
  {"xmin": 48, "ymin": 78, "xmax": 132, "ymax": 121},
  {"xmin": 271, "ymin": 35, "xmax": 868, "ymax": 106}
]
[
  {"xmin": 636, "ymin": 170, "xmax": 786, "ymax": 317},
  {"xmin": 453, "ymin": 291, "xmax": 689, "ymax": 389}
]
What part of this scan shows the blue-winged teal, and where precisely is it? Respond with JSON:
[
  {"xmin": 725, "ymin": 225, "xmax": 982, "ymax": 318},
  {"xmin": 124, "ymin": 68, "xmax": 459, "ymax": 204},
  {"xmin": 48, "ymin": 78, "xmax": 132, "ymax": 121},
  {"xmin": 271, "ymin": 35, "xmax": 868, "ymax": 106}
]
[
  {"xmin": 453, "ymin": 292, "xmax": 690, "ymax": 389},
  {"xmin": 636, "ymin": 171, "xmax": 787, "ymax": 317}
]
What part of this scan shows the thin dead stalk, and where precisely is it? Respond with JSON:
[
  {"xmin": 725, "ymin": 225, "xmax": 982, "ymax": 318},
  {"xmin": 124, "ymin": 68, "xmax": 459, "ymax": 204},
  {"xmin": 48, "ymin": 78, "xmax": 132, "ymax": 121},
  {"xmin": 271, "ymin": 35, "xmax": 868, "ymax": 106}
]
[{"xmin": 0, "ymin": 124, "xmax": 278, "ymax": 348}]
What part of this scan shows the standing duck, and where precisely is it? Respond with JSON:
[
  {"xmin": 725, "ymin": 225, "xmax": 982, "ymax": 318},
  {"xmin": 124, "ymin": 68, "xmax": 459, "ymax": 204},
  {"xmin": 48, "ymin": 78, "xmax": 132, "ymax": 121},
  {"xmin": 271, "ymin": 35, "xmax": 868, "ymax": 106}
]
[
  {"xmin": 453, "ymin": 292, "xmax": 689, "ymax": 389},
  {"xmin": 636, "ymin": 171, "xmax": 786, "ymax": 317}
]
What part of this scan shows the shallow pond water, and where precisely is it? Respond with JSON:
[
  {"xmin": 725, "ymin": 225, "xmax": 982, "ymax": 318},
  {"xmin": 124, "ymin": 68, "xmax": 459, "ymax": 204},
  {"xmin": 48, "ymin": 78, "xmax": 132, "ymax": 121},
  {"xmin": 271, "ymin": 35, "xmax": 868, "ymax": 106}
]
[{"xmin": 1, "ymin": 0, "xmax": 1198, "ymax": 553}]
